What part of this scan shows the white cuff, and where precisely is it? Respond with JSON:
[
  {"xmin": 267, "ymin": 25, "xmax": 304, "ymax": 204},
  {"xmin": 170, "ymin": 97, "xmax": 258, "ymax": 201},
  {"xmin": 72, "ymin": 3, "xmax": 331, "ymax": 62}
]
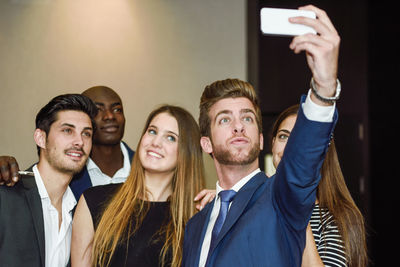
[{"xmin": 302, "ymin": 89, "xmax": 335, "ymax": 122}]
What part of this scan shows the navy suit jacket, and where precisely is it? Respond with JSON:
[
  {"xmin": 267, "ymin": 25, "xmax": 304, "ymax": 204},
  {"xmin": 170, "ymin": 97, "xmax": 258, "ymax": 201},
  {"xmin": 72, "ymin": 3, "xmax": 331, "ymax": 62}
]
[
  {"xmin": 69, "ymin": 141, "xmax": 134, "ymax": 200},
  {"xmin": 183, "ymin": 97, "xmax": 338, "ymax": 267}
]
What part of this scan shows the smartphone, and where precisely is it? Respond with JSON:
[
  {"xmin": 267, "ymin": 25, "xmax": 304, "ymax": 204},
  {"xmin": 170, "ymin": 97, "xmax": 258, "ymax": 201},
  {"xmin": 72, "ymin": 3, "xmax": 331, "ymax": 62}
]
[{"xmin": 260, "ymin": 7, "xmax": 316, "ymax": 36}]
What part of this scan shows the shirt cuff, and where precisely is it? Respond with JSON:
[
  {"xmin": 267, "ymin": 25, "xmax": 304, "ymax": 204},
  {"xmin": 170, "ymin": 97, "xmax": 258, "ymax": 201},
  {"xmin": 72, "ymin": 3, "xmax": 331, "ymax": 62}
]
[{"xmin": 302, "ymin": 89, "xmax": 335, "ymax": 122}]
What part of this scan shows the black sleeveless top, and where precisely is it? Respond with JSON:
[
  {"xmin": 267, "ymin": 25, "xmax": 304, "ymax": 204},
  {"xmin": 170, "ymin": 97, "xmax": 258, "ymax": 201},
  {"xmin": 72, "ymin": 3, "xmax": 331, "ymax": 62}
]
[{"xmin": 84, "ymin": 183, "xmax": 171, "ymax": 267}]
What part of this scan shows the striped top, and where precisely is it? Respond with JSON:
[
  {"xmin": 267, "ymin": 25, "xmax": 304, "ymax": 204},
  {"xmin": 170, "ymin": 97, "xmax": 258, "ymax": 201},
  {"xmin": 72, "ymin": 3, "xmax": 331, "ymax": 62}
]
[{"xmin": 310, "ymin": 204, "xmax": 347, "ymax": 267}]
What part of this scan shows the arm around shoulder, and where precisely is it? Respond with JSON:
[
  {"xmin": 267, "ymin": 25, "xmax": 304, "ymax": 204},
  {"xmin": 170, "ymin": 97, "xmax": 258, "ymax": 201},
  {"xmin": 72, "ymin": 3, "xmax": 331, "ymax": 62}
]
[{"xmin": 71, "ymin": 194, "xmax": 95, "ymax": 267}]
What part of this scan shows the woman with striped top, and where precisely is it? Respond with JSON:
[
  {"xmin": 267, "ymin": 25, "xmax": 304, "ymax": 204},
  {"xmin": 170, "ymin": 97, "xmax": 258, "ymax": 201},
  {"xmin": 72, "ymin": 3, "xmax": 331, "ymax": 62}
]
[{"xmin": 270, "ymin": 104, "xmax": 368, "ymax": 267}]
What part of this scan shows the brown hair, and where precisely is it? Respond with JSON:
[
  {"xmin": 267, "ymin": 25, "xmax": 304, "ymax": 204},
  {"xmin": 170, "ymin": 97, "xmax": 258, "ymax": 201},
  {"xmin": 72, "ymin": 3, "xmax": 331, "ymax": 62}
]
[
  {"xmin": 270, "ymin": 104, "xmax": 368, "ymax": 267},
  {"xmin": 92, "ymin": 105, "xmax": 205, "ymax": 267},
  {"xmin": 199, "ymin": 78, "xmax": 262, "ymax": 138}
]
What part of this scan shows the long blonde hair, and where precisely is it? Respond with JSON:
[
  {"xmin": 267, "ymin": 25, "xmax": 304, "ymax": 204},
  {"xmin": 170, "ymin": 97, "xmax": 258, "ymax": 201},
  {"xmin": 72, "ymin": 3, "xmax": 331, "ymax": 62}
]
[
  {"xmin": 92, "ymin": 105, "xmax": 205, "ymax": 267},
  {"xmin": 270, "ymin": 104, "xmax": 368, "ymax": 267}
]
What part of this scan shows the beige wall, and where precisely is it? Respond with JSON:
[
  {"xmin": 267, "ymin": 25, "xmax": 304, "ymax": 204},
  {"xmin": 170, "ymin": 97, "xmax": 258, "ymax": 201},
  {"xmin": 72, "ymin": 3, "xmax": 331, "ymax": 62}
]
[{"xmin": 0, "ymin": 0, "xmax": 246, "ymax": 188}]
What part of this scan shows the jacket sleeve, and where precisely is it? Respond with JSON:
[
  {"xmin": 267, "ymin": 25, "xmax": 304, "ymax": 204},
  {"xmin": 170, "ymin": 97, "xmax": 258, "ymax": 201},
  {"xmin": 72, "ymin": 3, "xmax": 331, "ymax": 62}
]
[{"xmin": 272, "ymin": 95, "xmax": 338, "ymax": 231}]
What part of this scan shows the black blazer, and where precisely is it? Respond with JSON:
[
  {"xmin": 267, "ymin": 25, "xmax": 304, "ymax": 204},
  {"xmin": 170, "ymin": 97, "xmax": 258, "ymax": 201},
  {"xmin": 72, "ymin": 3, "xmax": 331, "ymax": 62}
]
[{"xmin": 0, "ymin": 171, "xmax": 45, "ymax": 267}]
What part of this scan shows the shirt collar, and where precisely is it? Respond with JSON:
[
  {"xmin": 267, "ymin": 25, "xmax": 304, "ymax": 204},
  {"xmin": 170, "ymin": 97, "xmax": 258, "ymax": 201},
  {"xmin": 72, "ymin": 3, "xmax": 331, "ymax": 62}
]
[
  {"xmin": 32, "ymin": 164, "xmax": 77, "ymax": 212},
  {"xmin": 86, "ymin": 142, "xmax": 130, "ymax": 175},
  {"xmin": 63, "ymin": 186, "xmax": 77, "ymax": 212},
  {"xmin": 33, "ymin": 164, "xmax": 48, "ymax": 200},
  {"xmin": 215, "ymin": 168, "xmax": 261, "ymax": 196}
]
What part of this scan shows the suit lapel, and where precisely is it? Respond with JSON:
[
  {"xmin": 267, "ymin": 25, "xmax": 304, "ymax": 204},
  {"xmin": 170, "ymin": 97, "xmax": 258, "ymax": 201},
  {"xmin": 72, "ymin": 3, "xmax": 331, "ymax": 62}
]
[
  {"xmin": 191, "ymin": 200, "xmax": 214, "ymax": 266},
  {"xmin": 210, "ymin": 172, "xmax": 267, "ymax": 255},
  {"xmin": 22, "ymin": 176, "xmax": 46, "ymax": 266}
]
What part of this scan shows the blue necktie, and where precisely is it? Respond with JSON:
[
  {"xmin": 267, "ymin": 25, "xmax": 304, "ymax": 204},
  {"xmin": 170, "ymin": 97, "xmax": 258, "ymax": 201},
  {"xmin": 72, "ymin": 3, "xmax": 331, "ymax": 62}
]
[{"xmin": 208, "ymin": 190, "xmax": 237, "ymax": 256}]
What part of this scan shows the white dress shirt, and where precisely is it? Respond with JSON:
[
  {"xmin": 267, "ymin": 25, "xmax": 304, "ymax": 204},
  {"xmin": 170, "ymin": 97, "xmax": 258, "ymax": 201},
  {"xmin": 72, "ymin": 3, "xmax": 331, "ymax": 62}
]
[
  {"xmin": 86, "ymin": 142, "xmax": 131, "ymax": 186},
  {"xmin": 32, "ymin": 165, "xmax": 77, "ymax": 267},
  {"xmin": 198, "ymin": 91, "xmax": 336, "ymax": 267},
  {"xmin": 302, "ymin": 89, "xmax": 336, "ymax": 122}
]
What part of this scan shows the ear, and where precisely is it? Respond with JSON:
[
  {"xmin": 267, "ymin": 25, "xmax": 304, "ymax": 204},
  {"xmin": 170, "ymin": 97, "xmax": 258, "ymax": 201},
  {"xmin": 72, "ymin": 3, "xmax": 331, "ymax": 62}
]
[
  {"xmin": 34, "ymin": 129, "xmax": 46, "ymax": 150},
  {"xmin": 271, "ymin": 136, "xmax": 276, "ymax": 146},
  {"xmin": 200, "ymin": 136, "xmax": 213, "ymax": 154},
  {"xmin": 259, "ymin": 133, "xmax": 264, "ymax": 151}
]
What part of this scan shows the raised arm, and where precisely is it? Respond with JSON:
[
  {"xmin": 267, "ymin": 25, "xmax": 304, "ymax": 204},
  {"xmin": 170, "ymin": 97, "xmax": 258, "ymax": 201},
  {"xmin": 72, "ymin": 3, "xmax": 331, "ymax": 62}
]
[
  {"xmin": 71, "ymin": 195, "xmax": 95, "ymax": 267},
  {"xmin": 273, "ymin": 5, "xmax": 340, "ymax": 230},
  {"xmin": 289, "ymin": 5, "xmax": 340, "ymax": 107}
]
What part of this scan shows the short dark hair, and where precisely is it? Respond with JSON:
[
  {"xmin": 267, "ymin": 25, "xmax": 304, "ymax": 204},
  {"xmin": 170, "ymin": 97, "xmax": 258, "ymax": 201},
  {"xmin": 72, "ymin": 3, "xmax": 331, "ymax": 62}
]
[{"xmin": 35, "ymin": 94, "xmax": 98, "ymax": 155}]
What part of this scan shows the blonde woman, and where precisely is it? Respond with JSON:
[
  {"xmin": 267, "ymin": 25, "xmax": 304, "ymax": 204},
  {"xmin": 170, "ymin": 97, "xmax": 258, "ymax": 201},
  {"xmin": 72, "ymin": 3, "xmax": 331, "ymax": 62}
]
[{"xmin": 71, "ymin": 105, "xmax": 207, "ymax": 267}]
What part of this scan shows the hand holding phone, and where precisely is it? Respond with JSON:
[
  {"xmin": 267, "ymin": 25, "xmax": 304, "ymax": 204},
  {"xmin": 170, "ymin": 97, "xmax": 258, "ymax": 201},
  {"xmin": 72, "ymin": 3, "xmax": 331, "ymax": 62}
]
[{"xmin": 260, "ymin": 7, "xmax": 316, "ymax": 36}]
